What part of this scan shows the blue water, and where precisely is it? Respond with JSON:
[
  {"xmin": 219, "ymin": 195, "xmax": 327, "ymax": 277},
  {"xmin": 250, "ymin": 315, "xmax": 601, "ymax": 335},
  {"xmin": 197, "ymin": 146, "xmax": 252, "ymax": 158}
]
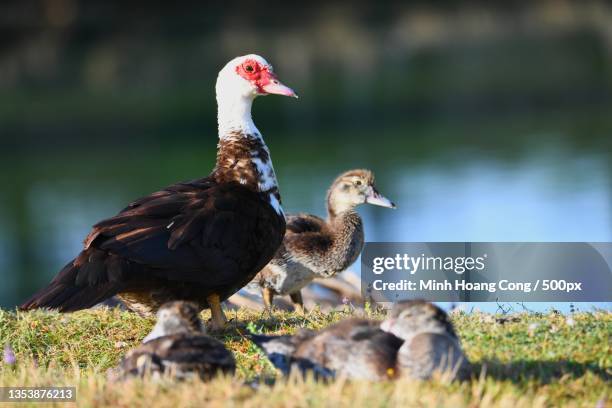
[
  {"xmin": 2, "ymin": 137, "xmax": 610, "ymax": 313},
  {"xmin": 346, "ymin": 154, "xmax": 611, "ymax": 314}
]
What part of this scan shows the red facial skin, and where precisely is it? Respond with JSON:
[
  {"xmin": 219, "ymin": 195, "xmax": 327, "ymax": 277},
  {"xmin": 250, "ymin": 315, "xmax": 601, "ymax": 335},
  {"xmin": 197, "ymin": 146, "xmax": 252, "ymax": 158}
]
[{"xmin": 235, "ymin": 59, "xmax": 277, "ymax": 94}]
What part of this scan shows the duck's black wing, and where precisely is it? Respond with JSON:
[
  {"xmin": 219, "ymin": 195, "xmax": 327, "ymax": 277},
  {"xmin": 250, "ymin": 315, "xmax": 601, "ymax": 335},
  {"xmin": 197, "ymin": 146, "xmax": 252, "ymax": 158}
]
[{"xmin": 20, "ymin": 177, "xmax": 285, "ymax": 311}]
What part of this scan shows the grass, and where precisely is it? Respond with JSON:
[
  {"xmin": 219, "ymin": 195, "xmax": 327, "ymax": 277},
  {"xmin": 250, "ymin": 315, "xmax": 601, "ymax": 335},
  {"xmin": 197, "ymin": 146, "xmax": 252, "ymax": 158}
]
[{"xmin": 0, "ymin": 306, "xmax": 609, "ymax": 407}]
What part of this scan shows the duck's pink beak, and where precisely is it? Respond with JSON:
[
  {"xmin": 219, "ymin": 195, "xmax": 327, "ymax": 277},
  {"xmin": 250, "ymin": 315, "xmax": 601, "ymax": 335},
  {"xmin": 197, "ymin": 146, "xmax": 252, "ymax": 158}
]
[
  {"xmin": 365, "ymin": 186, "xmax": 396, "ymax": 209},
  {"xmin": 259, "ymin": 70, "xmax": 298, "ymax": 98}
]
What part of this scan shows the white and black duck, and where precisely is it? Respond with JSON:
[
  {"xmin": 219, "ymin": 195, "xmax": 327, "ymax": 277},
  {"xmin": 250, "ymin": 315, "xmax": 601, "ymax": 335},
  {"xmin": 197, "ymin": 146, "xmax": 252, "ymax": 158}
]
[{"xmin": 21, "ymin": 55, "xmax": 297, "ymax": 329}]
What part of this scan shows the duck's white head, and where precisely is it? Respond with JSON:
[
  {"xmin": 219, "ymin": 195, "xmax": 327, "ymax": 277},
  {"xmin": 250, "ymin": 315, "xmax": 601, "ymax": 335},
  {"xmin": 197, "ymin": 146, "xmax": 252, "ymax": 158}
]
[
  {"xmin": 216, "ymin": 54, "xmax": 297, "ymax": 136},
  {"xmin": 217, "ymin": 54, "xmax": 297, "ymax": 100}
]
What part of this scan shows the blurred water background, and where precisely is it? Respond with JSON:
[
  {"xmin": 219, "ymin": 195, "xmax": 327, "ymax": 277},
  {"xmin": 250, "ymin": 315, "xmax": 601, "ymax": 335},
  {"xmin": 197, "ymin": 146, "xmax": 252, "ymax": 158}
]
[{"xmin": 1, "ymin": 1, "xmax": 610, "ymax": 312}]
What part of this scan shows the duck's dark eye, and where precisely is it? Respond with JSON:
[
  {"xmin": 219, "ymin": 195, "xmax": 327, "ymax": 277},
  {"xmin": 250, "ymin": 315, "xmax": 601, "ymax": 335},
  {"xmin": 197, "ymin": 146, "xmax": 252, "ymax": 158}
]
[
  {"xmin": 355, "ymin": 180, "xmax": 362, "ymax": 186},
  {"xmin": 245, "ymin": 65, "xmax": 254, "ymax": 72}
]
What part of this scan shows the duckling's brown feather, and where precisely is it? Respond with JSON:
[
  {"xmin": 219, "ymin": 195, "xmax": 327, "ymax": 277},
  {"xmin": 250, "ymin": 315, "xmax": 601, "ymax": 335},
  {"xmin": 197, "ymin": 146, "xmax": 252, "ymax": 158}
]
[
  {"xmin": 254, "ymin": 170, "xmax": 377, "ymax": 302},
  {"xmin": 252, "ymin": 318, "xmax": 403, "ymax": 381},
  {"xmin": 277, "ymin": 214, "xmax": 330, "ymax": 263},
  {"xmin": 398, "ymin": 332, "xmax": 469, "ymax": 380},
  {"xmin": 277, "ymin": 211, "xmax": 362, "ymax": 276},
  {"xmin": 119, "ymin": 333, "xmax": 235, "ymax": 380},
  {"xmin": 285, "ymin": 214, "xmax": 325, "ymax": 234},
  {"xmin": 384, "ymin": 300, "xmax": 471, "ymax": 381}
]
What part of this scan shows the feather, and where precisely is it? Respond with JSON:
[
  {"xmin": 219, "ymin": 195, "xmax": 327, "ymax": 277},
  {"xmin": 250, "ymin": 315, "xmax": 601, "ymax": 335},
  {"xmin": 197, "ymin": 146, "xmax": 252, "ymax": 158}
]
[
  {"xmin": 19, "ymin": 57, "xmax": 289, "ymax": 314},
  {"xmin": 20, "ymin": 175, "xmax": 285, "ymax": 313}
]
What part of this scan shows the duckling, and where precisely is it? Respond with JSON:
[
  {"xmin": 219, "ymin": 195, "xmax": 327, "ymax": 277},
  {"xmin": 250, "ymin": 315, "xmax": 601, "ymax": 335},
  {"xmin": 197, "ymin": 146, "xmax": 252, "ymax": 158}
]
[
  {"xmin": 253, "ymin": 169, "xmax": 395, "ymax": 313},
  {"xmin": 115, "ymin": 301, "xmax": 235, "ymax": 381},
  {"xmin": 249, "ymin": 300, "xmax": 469, "ymax": 381},
  {"xmin": 381, "ymin": 300, "xmax": 470, "ymax": 381},
  {"xmin": 250, "ymin": 318, "xmax": 402, "ymax": 381}
]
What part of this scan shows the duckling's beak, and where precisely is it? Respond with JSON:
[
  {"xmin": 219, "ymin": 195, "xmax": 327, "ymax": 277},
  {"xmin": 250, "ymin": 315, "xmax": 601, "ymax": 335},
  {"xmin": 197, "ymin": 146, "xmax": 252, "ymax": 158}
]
[
  {"xmin": 142, "ymin": 323, "xmax": 165, "ymax": 343},
  {"xmin": 365, "ymin": 186, "xmax": 396, "ymax": 209}
]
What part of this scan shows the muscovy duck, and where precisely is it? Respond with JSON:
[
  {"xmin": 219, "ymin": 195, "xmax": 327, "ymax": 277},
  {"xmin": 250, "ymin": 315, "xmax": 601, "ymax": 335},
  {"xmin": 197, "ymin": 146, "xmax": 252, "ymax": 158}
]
[{"xmin": 21, "ymin": 54, "xmax": 297, "ymax": 329}]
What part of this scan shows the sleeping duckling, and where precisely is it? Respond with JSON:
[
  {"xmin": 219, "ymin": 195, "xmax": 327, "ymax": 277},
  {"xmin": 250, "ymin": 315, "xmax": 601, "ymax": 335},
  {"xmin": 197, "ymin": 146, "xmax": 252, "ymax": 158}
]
[
  {"xmin": 250, "ymin": 317, "xmax": 402, "ymax": 381},
  {"xmin": 250, "ymin": 300, "xmax": 469, "ymax": 381},
  {"xmin": 253, "ymin": 169, "xmax": 395, "ymax": 313},
  {"xmin": 115, "ymin": 301, "xmax": 235, "ymax": 381},
  {"xmin": 381, "ymin": 300, "xmax": 470, "ymax": 381}
]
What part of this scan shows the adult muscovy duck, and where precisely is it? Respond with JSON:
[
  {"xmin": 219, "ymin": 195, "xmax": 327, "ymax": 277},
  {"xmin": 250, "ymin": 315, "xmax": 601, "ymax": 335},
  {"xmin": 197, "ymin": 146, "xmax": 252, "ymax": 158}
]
[{"xmin": 20, "ymin": 54, "xmax": 297, "ymax": 329}]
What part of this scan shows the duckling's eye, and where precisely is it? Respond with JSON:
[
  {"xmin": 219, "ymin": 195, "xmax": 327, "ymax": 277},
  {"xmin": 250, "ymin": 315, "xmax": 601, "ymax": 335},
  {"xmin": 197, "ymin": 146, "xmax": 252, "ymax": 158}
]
[
  {"xmin": 354, "ymin": 180, "xmax": 362, "ymax": 186},
  {"xmin": 245, "ymin": 65, "xmax": 254, "ymax": 72},
  {"xmin": 399, "ymin": 310, "xmax": 413, "ymax": 319}
]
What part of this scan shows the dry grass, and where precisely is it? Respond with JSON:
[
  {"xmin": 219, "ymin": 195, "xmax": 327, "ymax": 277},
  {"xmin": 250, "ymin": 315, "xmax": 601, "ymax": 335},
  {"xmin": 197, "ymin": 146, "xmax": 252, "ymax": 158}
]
[{"xmin": 0, "ymin": 305, "xmax": 609, "ymax": 407}]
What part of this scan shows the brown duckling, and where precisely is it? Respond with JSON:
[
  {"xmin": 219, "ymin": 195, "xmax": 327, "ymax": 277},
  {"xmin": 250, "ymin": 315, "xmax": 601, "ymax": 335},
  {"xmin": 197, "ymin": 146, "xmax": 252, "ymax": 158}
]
[
  {"xmin": 381, "ymin": 300, "xmax": 470, "ymax": 381},
  {"xmin": 249, "ymin": 300, "xmax": 469, "ymax": 381},
  {"xmin": 115, "ymin": 301, "xmax": 235, "ymax": 381},
  {"xmin": 250, "ymin": 318, "xmax": 402, "ymax": 381},
  {"xmin": 253, "ymin": 169, "xmax": 395, "ymax": 313}
]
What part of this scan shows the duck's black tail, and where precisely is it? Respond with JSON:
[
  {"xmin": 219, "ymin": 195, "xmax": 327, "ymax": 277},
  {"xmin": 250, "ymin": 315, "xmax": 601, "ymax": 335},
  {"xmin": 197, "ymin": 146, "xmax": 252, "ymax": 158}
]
[{"xmin": 19, "ymin": 249, "xmax": 123, "ymax": 312}]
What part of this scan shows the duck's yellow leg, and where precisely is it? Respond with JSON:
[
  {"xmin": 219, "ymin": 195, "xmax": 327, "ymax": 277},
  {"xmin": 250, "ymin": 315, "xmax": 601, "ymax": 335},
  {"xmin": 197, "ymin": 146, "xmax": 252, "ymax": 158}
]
[
  {"xmin": 262, "ymin": 288, "xmax": 275, "ymax": 313},
  {"xmin": 207, "ymin": 293, "xmax": 227, "ymax": 330}
]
